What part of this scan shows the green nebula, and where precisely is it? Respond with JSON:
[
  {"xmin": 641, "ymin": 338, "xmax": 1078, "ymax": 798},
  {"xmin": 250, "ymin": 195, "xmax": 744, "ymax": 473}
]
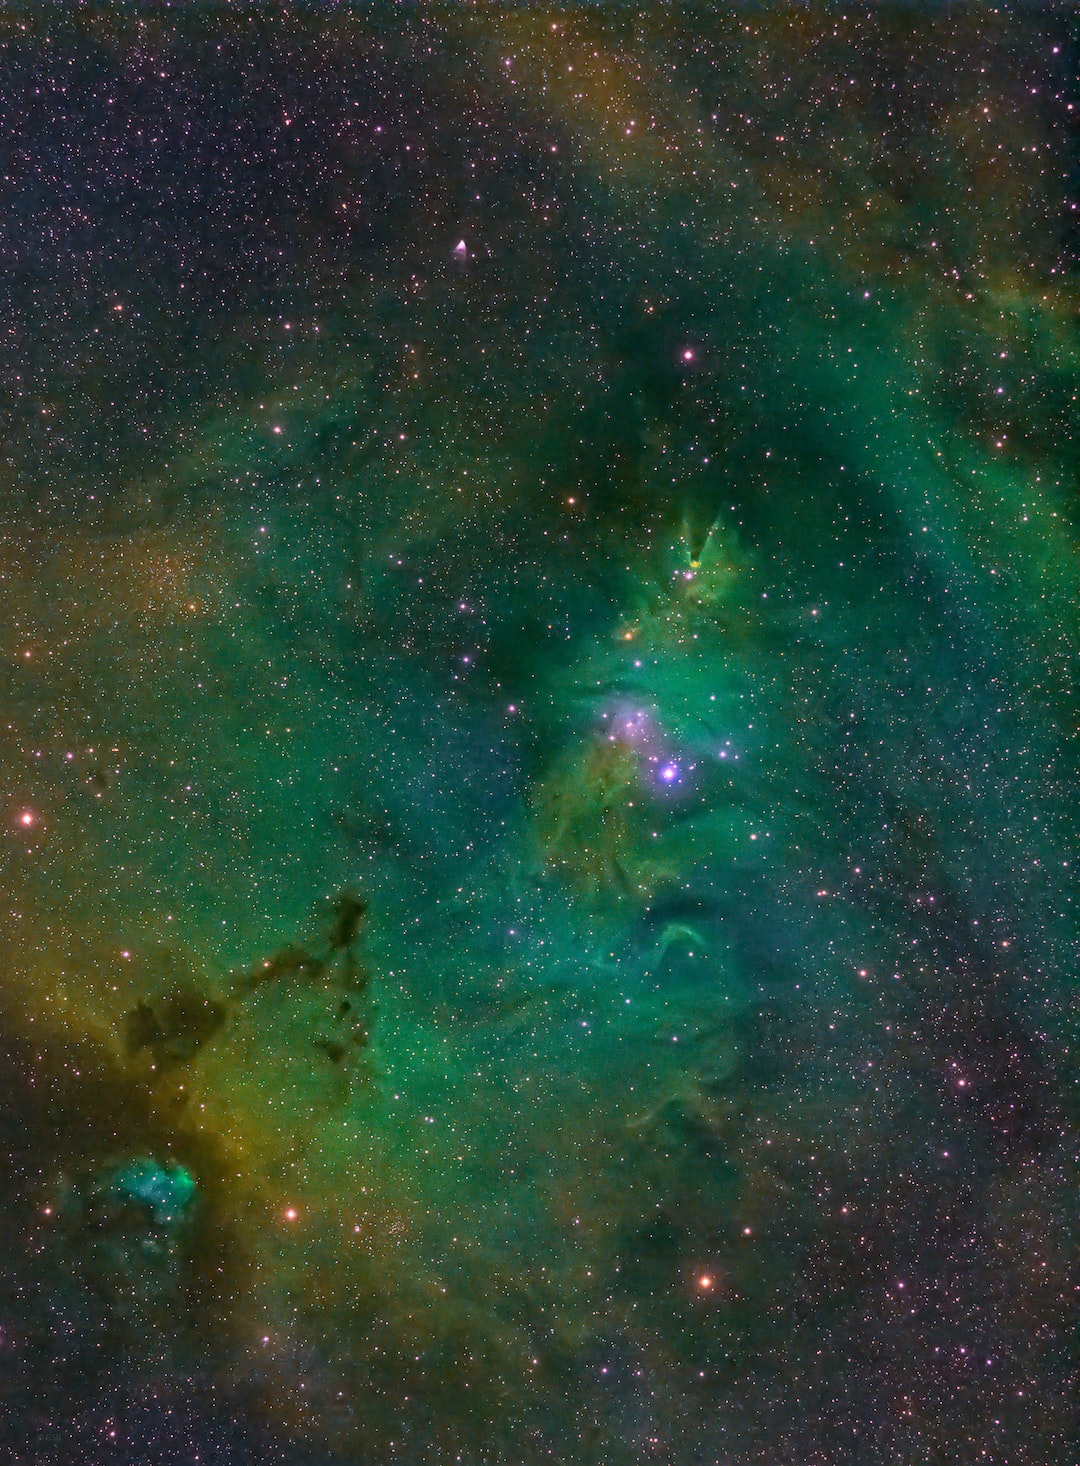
[
  {"xmin": 0, "ymin": 8, "xmax": 1075, "ymax": 1464},
  {"xmin": 101, "ymin": 1158, "xmax": 198, "ymax": 1227}
]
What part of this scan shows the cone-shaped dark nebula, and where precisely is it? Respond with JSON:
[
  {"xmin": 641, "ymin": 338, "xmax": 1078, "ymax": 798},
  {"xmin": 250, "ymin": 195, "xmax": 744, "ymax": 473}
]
[{"xmin": 0, "ymin": 10, "xmax": 1075, "ymax": 1464}]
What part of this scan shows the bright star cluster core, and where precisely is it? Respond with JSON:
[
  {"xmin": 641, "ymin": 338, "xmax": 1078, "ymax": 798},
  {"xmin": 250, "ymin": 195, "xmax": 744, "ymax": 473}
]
[{"xmin": 0, "ymin": 9, "xmax": 1076, "ymax": 1465}]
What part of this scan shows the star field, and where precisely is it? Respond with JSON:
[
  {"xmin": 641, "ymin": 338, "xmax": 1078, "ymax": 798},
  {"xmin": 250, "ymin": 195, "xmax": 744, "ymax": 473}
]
[{"xmin": 0, "ymin": 9, "xmax": 1076, "ymax": 1465}]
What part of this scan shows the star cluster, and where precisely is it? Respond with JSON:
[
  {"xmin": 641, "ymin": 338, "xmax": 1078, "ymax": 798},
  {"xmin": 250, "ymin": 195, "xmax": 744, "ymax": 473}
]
[{"xmin": 0, "ymin": 9, "xmax": 1075, "ymax": 1466}]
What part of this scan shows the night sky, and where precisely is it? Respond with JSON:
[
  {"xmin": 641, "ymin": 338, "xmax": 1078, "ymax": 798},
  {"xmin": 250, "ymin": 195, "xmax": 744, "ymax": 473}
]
[{"xmin": 0, "ymin": 7, "xmax": 1076, "ymax": 1464}]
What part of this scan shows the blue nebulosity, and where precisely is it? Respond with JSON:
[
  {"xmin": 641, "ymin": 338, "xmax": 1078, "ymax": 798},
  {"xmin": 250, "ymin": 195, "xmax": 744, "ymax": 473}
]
[
  {"xmin": 103, "ymin": 1159, "xmax": 198, "ymax": 1227},
  {"xmin": 0, "ymin": 9, "xmax": 1075, "ymax": 1465}
]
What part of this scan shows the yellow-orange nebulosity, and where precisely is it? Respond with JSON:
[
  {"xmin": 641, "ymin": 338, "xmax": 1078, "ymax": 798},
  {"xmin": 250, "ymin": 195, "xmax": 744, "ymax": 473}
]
[{"xmin": 532, "ymin": 735, "xmax": 658, "ymax": 903}]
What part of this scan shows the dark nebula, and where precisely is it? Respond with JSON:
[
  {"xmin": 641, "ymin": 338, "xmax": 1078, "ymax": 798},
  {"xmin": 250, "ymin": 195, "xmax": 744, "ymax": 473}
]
[{"xmin": 0, "ymin": 8, "xmax": 1075, "ymax": 1464}]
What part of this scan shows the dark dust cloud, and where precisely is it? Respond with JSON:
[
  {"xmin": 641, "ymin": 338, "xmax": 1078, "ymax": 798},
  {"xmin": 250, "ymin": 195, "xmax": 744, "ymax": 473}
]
[{"xmin": 0, "ymin": 7, "xmax": 1076, "ymax": 1465}]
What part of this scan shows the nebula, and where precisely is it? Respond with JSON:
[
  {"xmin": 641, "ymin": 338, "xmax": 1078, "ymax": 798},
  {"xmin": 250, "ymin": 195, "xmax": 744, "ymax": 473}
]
[{"xmin": 0, "ymin": 9, "xmax": 1075, "ymax": 1464}]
